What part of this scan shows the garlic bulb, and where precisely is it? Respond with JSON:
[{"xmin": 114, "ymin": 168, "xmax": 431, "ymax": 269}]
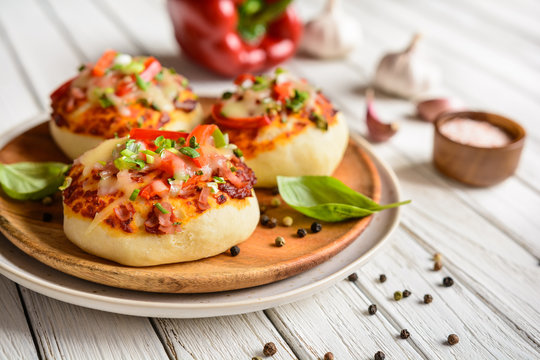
[
  {"xmin": 300, "ymin": 0, "xmax": 361, "ymax": 59},
  {"xmin": 373, "ymin": 34, "xmax": 437, "ymax": 99}
]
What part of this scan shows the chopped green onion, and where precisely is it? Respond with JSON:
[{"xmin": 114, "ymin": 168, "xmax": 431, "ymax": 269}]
[
  {"xmin": 151, "ymin": 102, "xmax": 161, "ymax": 111},
  {"xmin": 173, "ymin": 221, "xmax": 182, "ymax": 226},
  {"xmin": 275, "ymin": 67, "xmax": 286, "ymax": 74},
  {"xmin": 167, "ymin": 178, "xmax": 175, "ymax": 184},
  {"xmin": 212, "ymin": 128, "xmax": 227, "ymax": 148},
  {"xmin": 98, "ymin": 94, "xmax": 114, "ymax": 108},
  {"xmin": 120, "ymin": 149, "xmax": 136, "ymax": 157},
  {"xmin": 166, "ymin": 148, "xmax": 181, "ymax": 156},
  {"xmin": 285, "ymin": 89, "xmax": 309, "ymax": 113},
  {"xmin": 59, "ymin": 176, "xmax": 72, "ymax": 191},
  {"xmin": 252, "ymin": 75, "xmax": 270, "ymax": 91},
  {"xmin": 135, "ymin": 73, "xmax": 149, "ymax": 91},
  {"xmin": 177, "ymin": 137, "xmax": 186, "ymax": 146},
  {"xmin": 169, "ymin": 68, "xmax": 177, "ymax": 74},
  {"xmin": 310, "ymin": 112, "xmax": 328, "ymax": 131},
  {"xmin": 142, "ymin": 149, "xmax": 157, "ymax": 156},
  {"xmin": 189, "ymin": 136, "xmax": 199, "ymax": 149},
  {"xmin": 230, "ymin": 166, "xmax": 237, "ymax": 172},
  {"xmin": 195, "ymin": 170, "xmax": 204, "ymax": 175},
  {"xmin": 213, "ymin": 176, "xmax": 226, "ymax": 183},
  {"xmin": 207, "ymin": 182, "xmax": 219, "ymax": 194},
  {"xmin": 104, "ymin": 87, "xmax": 114, "ymax": 94},
  {"xmin": 233, "ymin": 148, "xmax": 243, "ymax": 158},
  {"xmin": 222, "ymin": 91, "xmax": 233, "ymax": 100},
  {"xmin": 155, "ymin": 70, "xmax": 164, "ymax": 81},
  {"xmin": 145, "ymin": 154, "xmax": 155, "ymax": 164},
  {"xmin": 180, "ymin": 147, "xmax": 200, "ymax": 158},
  {"xmin": 154, "ymin": 203, "xmax": 170, "ymax": 214},
  {"xmin": 181, "ymin": 78, "xmax": 189, "ymax": 87},
  {"xmin": 98, "ymin": 160, "xmax": 107, "ymax": 166},
  {"xmin": 78, "ymin": 64, "xmax": 86, "ymax": 72},
  {"xmin": 129, "ymin": 189, "xmax": 140, "ymax": 201},
  {"xmin": 137, "ymin": 98, "xmax": 150, "ymax": 107}
]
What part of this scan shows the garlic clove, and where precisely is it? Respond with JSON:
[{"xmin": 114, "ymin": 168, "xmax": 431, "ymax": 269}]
[
  {"xmin": 300, "ymin": 0, "xmax": 361, "ymax": 59},
  {"xmin": 416, "ymin": 98, "xmax": 465, "ymax": 123},
  {"xmin": 366, "ymin": 89, "xmax": 399, "ymax": 142},
  {"xmin": 373, "ymin": 34, "xmax": 438, "ymax": 99}
]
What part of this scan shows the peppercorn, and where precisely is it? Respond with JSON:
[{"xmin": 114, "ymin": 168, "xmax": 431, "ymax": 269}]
[
  {"xmin": 260, "ymin": 204, "xmax": 268, "ymax": 214},
  {"xmin": 324, "ymin": 352, "xmax": 334, "ymax": 360},
  {"xmin": 41, "ymin": 196, "xmax": 53, "ymax": 206},
  {"xmin": 271, "ymin": 187, "xmax": 280, "ymax": 195},
  {"xmin": 263, "ymin": 342, "xmax": 277, "ymax": 356},
  {"xmin": 297, "ymin": 228, "xmax": 307, "ymax": 238},
  {"xmin": 433, "ymin": 253, "xmax": 442, "ymax": 262},
  {"xmin": 42, "ymin": 213, "xmax": 53, "ymax": 222},
  {"xmin": 311, "ymin": 222, "xmax": 322, "ymax": 233},
  {"xmin": 394, "ymin": 291, "xmax": 403, "ymax": 301},
  {"xmin": 379, "ymin": 274, "xmax": 387, "ymax": 283},
  {"xmin": 260, "ymin": 214, "xmax": 270, "ymax": 226},
  {"xmin": 374, "ymin": 351, "xmax": 385, "ymax": 360},
  {"xmin": 368, "ymin": 304, "xmax": 377, "ymax": 315},
  {"xmin": 424, "ymin": 294, "xmax": 433, "ymax": 304},
  {"xmin": 271, "ymin": 197, "xmax": 281, "ymax": 207},
  {"xmin": 434, "ymin": 260, "xmax": 443, "ymax": 271},
  {"xmin": 252, "ymin": 357, "xmax": 262, "ymax": 360},
  {"xmin": 348, "ymin": 272, "xmax": 358, "ymax": 282},
  {"xmin": 282, "ymin": 216, "xmax": 293, "ymax": 227},
  {"xmin": 400, "ymin": 329, "xmax": 410, "ymax": 339},
  {"xmin": 443, "ymin": 276, "xmax": 454, "ymax": 287},
  {"xmin": 230, "ymin": 246, "xmax": 240, "ymax": 257},
  {"xmin": 448, "ymin": 334, "xmax": 459, "ymax": 345},
  {"xmin": 267, "ymin": 217, "xmax": 278, "ymax": 228},
  {"xmin": 275, "ymin": 236, "xmax": 286, "ymax": 247},
  {"xmin": 402, "ymin": 289, "xmax": 411, "ymax": 298}
]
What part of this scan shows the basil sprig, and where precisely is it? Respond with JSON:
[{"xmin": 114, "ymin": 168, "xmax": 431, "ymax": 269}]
[
  {"xmin": 277, "ymin": 176, "xmax": 410, "ymax": 222},
  {"xmin": 0, "ymin": 162, "xmax": 70, "ymax": 200}
]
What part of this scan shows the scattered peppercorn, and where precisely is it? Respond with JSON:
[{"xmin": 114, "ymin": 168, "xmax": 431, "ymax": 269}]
[
  {"xmin": 394, "ymin": 291, "xmax": 403, "ymax": 301},
  {"xmin": 42, "ymin": 213, "xmax": 53, "ymax": 222},
  {"xmin": 434, "ymin": 260, "xmax": 443, "ymax": 271},
  {"xmin": 252, "ymin": 357, "xmax": 262, "ymax": 360},
  {"xmin": 448, "ymin": 334, "xmax": 459, "ymax": 345},
  {"xmin": 230, "ymin": 246, "xmax": 240, "ymax": 257},
  {"xmin": 263, "ymin": 342, "xmax": 277, "ymax": 356},
  {"xmin": 374, "ymin": 351, "xmax": 385, "ymax": 360},
  {"xmin": 260, "ymin": 204, "xmax": 268, "ymax": 214},
  {"xmin": 433, "ymin": 253, "xmax": 442, "ymax": 262},
  {"xmin": 379, "ymin": 274, "xmax": 387, "ymax": 283},
  {"xmin": 297, "ymin": 228, "xmax": 307, "ymax": 238},
  {"xmin": 271, "ymin": 197, "xmax": 281, "ymax": 207},
  {"xmin": 41, "ymin": 196, "xmax": 53, "ymax": 206},
  {"xmin": 443, "ymin": 276, "xmax": 454, "ymax": 287},
  {"xmin": 271, "ymin": 187, "xmax": 280, "ymax": 195},
  {"xmin": 310, "ymin": 222, "xmax": 322, "ymax": 233},
  {"xmin": 403, "ymin": 290, "xmax": 411, "ymax": 298},
  {"xmin": 400, "ymin": 329, "xmax": 410, "ymax": 339},
  {"xmin": 424, "ymin": 294, "xmax": 433, "ymax": 304},
  {"xmin": 268, "ymin": 217, "xmax": 278, "ymax": 228},
  {"xmin": 260, "ymin": 214, "xmax": 270, "ymax": 226},
  {"xmin": 324, "ymin": 352, "xmax": 334, "ymax": 360},
  {"xmin": 282, "ymin": 216, "xmax": 293, "ymax": 227},
  {"xmin": 275, "ymin": 236, "xmax": 286, "ymax": 247},
  {"xmin": 348, "ymin": 272, "xmax": 358, "ymax": 282},
  {"xmin": 368, "ymin": 304, "xmax": 377, "ymax": 315}
]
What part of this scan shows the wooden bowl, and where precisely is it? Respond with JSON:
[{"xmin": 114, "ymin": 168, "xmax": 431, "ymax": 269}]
[{"xmin": 433, "ymin": 111, "xmax": 526, "ymax": 187}]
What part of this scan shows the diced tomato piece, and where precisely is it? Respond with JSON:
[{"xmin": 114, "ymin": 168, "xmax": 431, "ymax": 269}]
[
  {"xmin": 211, "ymin": 103, "xmax": 272, "ymax": 129},
  {"xmin": 92, "ymin": 50, "xmax": 117, "ymax": 77},
  {"xmin": 129, "ymin": 128, "xmax": 189, "ymax": 142},
  {"xmin": 115, "ymin": 79, "xmax": 133, "ymax": 96},
  {"xmin": 191, "ymin": 147, "xmax": 209, "ymax": 168},
  {"xmin": 234, "ymin": 73, "xmax": 256, "ymax": 86},
  {"xmin": 139, "ymin": 57, "xmax": 162, "ymax": 82},
  {"xmin": 160, "ymin": 151, "xmax": 186, "ymax": 177},
  {"xmin": 272, "ymin": 81, "xmax": 293, "ymax": 102},
  {"xmin": 139, "ymin": 180, "xmax": 169, "ymax": 200}
]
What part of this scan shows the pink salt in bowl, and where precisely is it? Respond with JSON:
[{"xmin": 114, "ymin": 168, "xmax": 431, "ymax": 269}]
[{"xmin": 433, "ymin": 111, "xmax": 526, "ymax": 187}]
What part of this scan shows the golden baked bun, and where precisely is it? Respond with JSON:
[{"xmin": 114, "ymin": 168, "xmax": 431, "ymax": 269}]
[
  {"xmin": 211, "ymin": 70, "xmax": 349, "ymax": 187},
  {"xmin": 61, "ymin": 125, "xmax": 258, "ymax": 266},
  {"xmin": 50, "ymin": 50, "xmax": 203, "ymax": 159}
]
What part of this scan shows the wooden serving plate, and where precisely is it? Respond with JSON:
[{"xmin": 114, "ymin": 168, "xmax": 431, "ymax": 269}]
[{"xmin": 0, "ymin": 102, "xmax": 380, "ymax": 293}]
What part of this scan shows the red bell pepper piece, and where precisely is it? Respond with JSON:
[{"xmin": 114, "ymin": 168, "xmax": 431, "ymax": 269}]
[
  {"xmin": 272, "ymin": 81, "xmax": 293, "ymax": 102},
  {"xmin": 186, "ymin": 125, "xmax": 220, "ymax": 167},
  {"xmin": 167, "ymin": 0, "xmax": 303, "ymax": 77},
  {"xmin": 211, "ymin": 103, "xmax": 272, "ymax": 129},
  {"xmin": 92, "ymin": 50, "xmax": 117, "ymax": 77},
  {"xmin": 139, "ymin": 57, "xmax": 162, "ymax": 82},
  {"xmin": 129, "ymin": 128, "xmax": 189, "ymax": 142}
]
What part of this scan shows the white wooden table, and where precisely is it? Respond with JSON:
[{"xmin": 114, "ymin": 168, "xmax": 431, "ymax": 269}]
[{"xmin": 1, "ymin": 0, "xmax": 540, "ymax": 358}]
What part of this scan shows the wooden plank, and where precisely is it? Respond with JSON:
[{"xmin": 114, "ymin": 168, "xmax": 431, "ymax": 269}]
[
  {"xmin": 266, "ymin": 282, "xmax": 424, "ymax": 359},
  {"xmin": 20, "ymin": 287, "xmax": 170, "ymax": 360},
  {"xmin": 0, "ymin": 278, "xmax": 39, "ymax": 360},
  {"xmin": 354, "ymin": 228, "xmax": 540, "ymax": 358},
  {"xmin": 154, "ymin": 313, "xmax": 298, "ymax": 360}
]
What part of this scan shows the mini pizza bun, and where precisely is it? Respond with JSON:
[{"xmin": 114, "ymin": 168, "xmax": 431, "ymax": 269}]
[
  {"xmin": 248, "ymin": 112, "xmax": 349, "ymax": 188},
  {"xmin": 63, "ymin": 191, "xmax": 259, "ymax": 267},
  {"xmin": 50, "ymin": 103, "xmax": 203, "ymax": 160}
]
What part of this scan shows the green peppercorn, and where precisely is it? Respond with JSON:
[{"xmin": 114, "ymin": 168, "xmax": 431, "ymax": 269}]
[
  {"xmin": 394, "ymin": 291, "xmax": 403, "ymax": 301},
  {"xmin": 403, "ymin": 289, "xmax": 411, "ymax": 298},
  {"xmin": 311, "ymin": 222, "xmax": 322, "ymax": 233},
  {"xmin": 297, "ymin": 228, "xmax": 307, "ymax": 238},
  {"xmin": 379, "ymin": 274, "xmax": 387, "ymax": 283},
  {"xmin": 282, "ymin": 216, "xmax": 293, "ymax": 227},
  {"xmin": 424, "ymin": 294, "xmax": 433, "ymax": 304},
  {"xmin": 443, "ymin": 277, "xmax": 454, "ymax": 287},
  {"xmin": 374, "ymin": 351, "xmax": 385, "ymax": 360},
  {"xmin": 275, "ymin": 236, "xmax": 285, "ymax": 247},
  {"xmin": 368, "ymin": 304, "xmax": 377, "ymax": 315},
  {"xmin": 270, "ymin": 197, "xmax": 281, "ymax": 207},
  {"xmin": 400, "ymin": 329, "xmax": 410, "ymax": 339},
  {"xmin": 347, "ymin": 272, "xmax": 358, "ymax": 281},
  {"xmin": 230, "ymin": 246, "xmax": 240, "ymax": 257},
  {"xmin": 448, "ymin": 334, "xmax": 459, "ymax": 345}
]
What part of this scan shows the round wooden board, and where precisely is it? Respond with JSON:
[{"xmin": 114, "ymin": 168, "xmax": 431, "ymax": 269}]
[{"xmin": 0, "ymin": 103, "xmax": 380, "ymax": 294}]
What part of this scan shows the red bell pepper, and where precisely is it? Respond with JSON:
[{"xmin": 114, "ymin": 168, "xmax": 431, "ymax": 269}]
[
  {"xmin": 92, "ymin": 50, "xmax": 117, "ymax": 77},
  {"xmin": 167, "ymin": 0, "xmax": 303, "ymax": 77}
]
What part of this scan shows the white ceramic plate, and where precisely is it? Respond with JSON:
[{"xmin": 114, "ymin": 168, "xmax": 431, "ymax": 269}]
[{"xmin": 0, "ymin": 113, "xmax": 402, "ymax": 318}]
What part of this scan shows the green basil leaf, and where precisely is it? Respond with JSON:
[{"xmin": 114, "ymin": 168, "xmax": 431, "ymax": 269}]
[
  {"xmin": 277, "ymin": 176, "xmax": 410, "ymax": 222},
  {"xmin": 0, "ymin": 162, "xmax": 69, "ymax": 200}
]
